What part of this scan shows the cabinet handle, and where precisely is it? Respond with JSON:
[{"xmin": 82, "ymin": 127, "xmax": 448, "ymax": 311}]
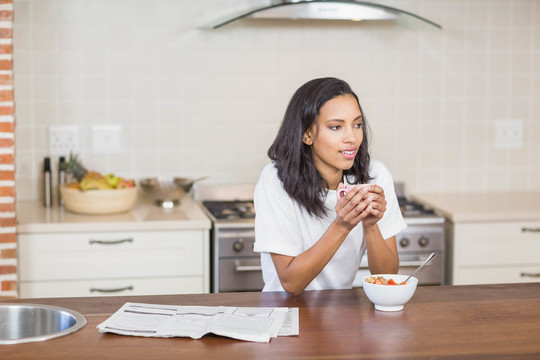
[
  {"xmin": 88, "ymin": 238, "xmax": 134, "ymax": 245},
  {"xmin": 520, "ymin": 272, "xmax": 540, "ymax": 278},
  {"xmin": 90, "ymin": 285, "xmax": 134, "ymax": 293},
  {"xmin": 521, "ymin": 227, "xmax": 540, "ymax": 233}
]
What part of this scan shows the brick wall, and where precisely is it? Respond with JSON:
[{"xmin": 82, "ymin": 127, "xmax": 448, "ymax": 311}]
[{"xmin": 0, "ymin": 0, "xmax": 15, "ymax": 298}]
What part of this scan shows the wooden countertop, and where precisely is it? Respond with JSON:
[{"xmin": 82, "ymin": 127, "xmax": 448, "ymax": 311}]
[
  {"xmin": 2, "ymin": 283, "xmax": 539, "ymax": 359},
  {"xmin": 411, "ymin": 191, "xmax": 540, "ymax": 222},
  {"xmin": 16, "ymin": 197, "xmax": 211, "ymax": 233}
]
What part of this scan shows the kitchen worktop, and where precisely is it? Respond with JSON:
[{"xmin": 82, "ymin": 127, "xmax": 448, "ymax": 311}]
[
  {"xmin": 411, "ymin": 191, "xmax": 540, "ymax": 222},
  {"xmin": 16, "ymin": 196, "xmax": 212, "ymax": 233},
  {"xmin": 2, "ymin": 283, "xmax": 539, "ymax": 359}
]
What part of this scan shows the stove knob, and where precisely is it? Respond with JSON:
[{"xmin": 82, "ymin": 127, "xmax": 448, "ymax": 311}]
[
  {"xmin": 233, "ymin": 240, "xmax": 244, "ymax": 252},
  {"xmin": 418, "ymin": 236, "xmax": 429, "ymax": 247},
  {"xmin": 399, "ymin": 238, "xmax": 410, "ymax": 247}
]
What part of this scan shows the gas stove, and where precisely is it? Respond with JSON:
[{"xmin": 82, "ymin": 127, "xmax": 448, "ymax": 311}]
[
  {"xmin": 394, "ymin": 183, "xmax": 443, "ymax": 225},
  {"xmin": 197, "ymin": 184, "xmax": 256, "ymax": 228},
  {"xmin": 202, "ymin": 200, "xmax": 255, "ymax": 221},
  {"xmin": 201, "ymin": 195, "xmax": 439, "ymax": 223},
  {"xmin": 397, "ymin": 196, "xmax": 443, "ymax": 223}
]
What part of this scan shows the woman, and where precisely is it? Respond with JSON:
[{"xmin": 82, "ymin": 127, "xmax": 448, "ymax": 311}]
[{"xmin": 253, "ymin": 77, "xmax": 407, "ymax": 295}]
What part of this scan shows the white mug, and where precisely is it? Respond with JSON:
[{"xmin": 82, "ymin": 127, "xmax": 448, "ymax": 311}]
[{"xmin": 337, "ymin": 184, "xmax": 369, "ymax": 200}]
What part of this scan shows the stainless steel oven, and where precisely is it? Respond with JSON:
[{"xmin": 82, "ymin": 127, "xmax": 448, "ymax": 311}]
[
  {"xmin": 197, "ymin": 185, "xmax": 262, "ymax": 293},
  {"xmin": 198, "ymin": 183, "xmax": 445, "ymax": 293},
  {"xmin": 209, "ymin": 225, "xmax": 263, "ymax": 292}
]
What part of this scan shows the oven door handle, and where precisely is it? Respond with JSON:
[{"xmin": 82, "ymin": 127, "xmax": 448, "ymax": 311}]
[
  {"xmin": 399, "ymin": 260, "xmax": 436, "ymax": 267},
  {"xmin": 358, "ymin": 261, "xmax": 435, "ymax": 269},
  {"xmin": 359, "ymin": 254, "xmax": 439, "ymax": 269},
  {"xmin": 359, "ymin": 261, "xmax": 436, "ymax": 269},
  {"xmin": 234, "ymin": 263, "xmax": 262, "ymax": 272}
]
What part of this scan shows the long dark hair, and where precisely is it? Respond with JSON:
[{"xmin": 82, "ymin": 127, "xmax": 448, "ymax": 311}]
[{"xmin": 268, "ymin": 77, "xmax": 372, "ymax": 218}]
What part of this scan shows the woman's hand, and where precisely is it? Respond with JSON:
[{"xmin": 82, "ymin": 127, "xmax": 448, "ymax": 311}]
[
  {"xmin": 361, "ymin": 184, "xmax": 386, "ymax": 227},
  {"xmin": 335, "ymin": 183, "xmax": 386, "ymax": 228},
  {"xmin": 335, "ymin": 184, "xmax": 396, "ymax": 274}
]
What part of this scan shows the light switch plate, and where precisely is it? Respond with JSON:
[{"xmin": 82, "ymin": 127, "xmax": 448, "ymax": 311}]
[
  {"xmin": 92, "ymin": 125, "xmax": 123, "ymax": 154},
  {"xmin": 49, "ymin": 125, "xmax": 80, "ymax": 156},
  {"xmin": 494, "ymin": 119, "xmax": 523, "ymax": 149}
]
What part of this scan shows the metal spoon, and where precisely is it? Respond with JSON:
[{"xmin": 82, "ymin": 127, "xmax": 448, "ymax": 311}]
[{"xmin": 404, "ymin": 252, "xmax": 437, "ymax": 283}]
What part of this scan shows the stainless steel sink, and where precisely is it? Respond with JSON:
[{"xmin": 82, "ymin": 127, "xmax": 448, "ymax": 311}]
[{"xmin": 0, "ymin": 304, "xmax": 87, "ymax": 345}]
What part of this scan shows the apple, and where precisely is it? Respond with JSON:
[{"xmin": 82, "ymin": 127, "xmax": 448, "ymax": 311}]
[{"xmin": 105, "ymin": 173, "xmax": 120, "ymax": 188}]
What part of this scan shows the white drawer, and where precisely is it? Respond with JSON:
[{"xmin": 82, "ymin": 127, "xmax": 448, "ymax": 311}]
[
  {"xmin": 19, "ymin": 276, "xmax": 205, "ymax": 298},
  {"xmin": 455, "ymin": 265, "xmax": 540, "ymax": 285},
  {"xmin": 19, "ymin": 230, "xmax": 206, "ymax": 281},
  {"xmin": 455, "ymin": 221, "xmax": 540, "ymax": 266}
]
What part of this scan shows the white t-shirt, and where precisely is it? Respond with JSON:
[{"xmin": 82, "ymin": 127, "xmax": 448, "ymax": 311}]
[{"xmin": 253, "ymin": 159, "xmax": 407, "ymax": 292}]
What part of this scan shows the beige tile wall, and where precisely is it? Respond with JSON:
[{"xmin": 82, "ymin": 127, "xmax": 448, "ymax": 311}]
[{"xmin": 12, "ymin": 0, "xmax": 540, "ymax": 201}]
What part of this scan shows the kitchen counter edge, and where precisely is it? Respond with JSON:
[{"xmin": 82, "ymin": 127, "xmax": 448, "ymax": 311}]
[
  {"xmin": 16, "ymin": 197, "xmax": 212, "ymax": 233},
  {"xmin": 411, "ymin": 191, "xmax": 540, "ymax": 222}
]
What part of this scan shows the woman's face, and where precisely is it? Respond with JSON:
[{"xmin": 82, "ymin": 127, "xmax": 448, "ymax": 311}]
[{"xmin": 302, "ymin": 94, "xmax": 364, "ymax": 187}]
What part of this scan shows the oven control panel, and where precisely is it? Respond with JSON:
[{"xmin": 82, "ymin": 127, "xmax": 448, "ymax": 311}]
[
  {"xmin": 396, "ymin": 225, "xmax": 444, "ymax": 252},
  {"xmin": 215, "ymin": 229, "xmax": 257, "ymax": 258}
]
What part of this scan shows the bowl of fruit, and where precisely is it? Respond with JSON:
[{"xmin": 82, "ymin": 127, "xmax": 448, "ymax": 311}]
[{"xmin": 60, "ymin": 155, "xmax": 138, "ymax": 215}]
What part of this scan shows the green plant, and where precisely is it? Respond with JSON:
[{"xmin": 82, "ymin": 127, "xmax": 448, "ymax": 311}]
[{"xmin": 61, "ymin": 153, "xmax": 87, "ymax": 182}]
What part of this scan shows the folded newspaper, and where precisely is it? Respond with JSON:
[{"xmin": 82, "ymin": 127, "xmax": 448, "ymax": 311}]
[{"xmin": 97, "ymin": 302, "xmax": 299, "ymax": 343}]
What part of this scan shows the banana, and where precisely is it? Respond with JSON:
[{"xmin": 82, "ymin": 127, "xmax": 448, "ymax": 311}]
[
  {"xmin": 80, "ymin": 172, "xmax": 113, "ymax": 190},
  {"xmin": 77, "ymin": 171, "xmax": 134, "ymax": 191}
]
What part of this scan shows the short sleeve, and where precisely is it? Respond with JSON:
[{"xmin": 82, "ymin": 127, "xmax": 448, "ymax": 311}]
[{"xmin": 253, "ymin": 164, "xmax": 304, "ymax": 256}]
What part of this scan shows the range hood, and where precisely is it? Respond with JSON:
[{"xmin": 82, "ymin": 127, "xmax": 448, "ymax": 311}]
[{"xmin": 201, "ymin": 0, "xmax": 442, "ymax": 29}]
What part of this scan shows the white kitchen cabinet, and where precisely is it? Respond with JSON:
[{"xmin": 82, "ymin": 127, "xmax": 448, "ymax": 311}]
[
  {"xmin": 18, "ymin": 229, "xmax": 210, "ymax": 298},
  {"xmin": 456, "ymin": 265, "xmax": 540, "ymax": 285},
  {"xmin": 16, "ymin": 199, "xmax": 212, "ymax": 298},
  {"xmin": 412, "ymin": 192, "xmax": 540, "ymax": 286},
  {"xmin": 447, "ymin": 221, "xmax": 540, "ymax": 285}
]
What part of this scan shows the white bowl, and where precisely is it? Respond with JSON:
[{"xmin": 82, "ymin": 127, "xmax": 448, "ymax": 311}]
[{"xmin": 362, "ymin": 274, "xmax": 418, "ymax": 312}]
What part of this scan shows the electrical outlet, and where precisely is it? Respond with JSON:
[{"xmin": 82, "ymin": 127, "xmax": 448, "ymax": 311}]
[
  {"xmin": 92, "ymin": 125, "xmax": 123, "ymax": 154},
  {"xmin": 49, "ymin": 125, "xmax": 80, "ymax": 156},
  {"xmin": 494, "ymin": 119, "xmax": 523, "ymax": 149}
]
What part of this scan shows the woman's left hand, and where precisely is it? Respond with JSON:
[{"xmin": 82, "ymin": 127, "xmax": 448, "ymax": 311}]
[{"xmin": 361, "ymin": 185, "xmax": 387, "ymax": 227}]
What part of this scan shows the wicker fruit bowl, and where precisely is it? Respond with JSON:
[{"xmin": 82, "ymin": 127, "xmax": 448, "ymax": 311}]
[{"xmin": 60, "ymin": 184, "xmax": 138, "ymax": 215}]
